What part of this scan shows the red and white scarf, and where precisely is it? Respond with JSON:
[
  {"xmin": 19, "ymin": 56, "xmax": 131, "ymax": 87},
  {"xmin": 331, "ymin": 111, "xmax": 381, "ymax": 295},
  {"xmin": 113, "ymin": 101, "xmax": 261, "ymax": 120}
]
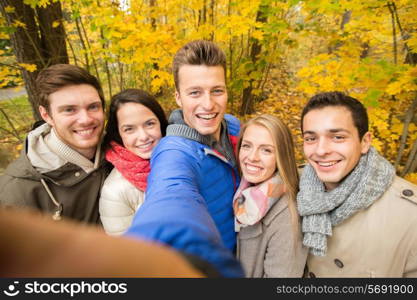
[
  {"xmin": 105, "ymin": 141, "xmax": 150, "ymax": 191},
  {"xmin": 233, "ymin": 173, "xmax": 286, "ymax": 231}
]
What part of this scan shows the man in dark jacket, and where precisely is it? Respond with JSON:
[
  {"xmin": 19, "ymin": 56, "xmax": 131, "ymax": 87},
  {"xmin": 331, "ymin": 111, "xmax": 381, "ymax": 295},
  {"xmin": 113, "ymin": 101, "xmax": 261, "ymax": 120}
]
[
  {"xmin": 0, "ymin": 64, "xmax": 108, "ymax": 224},
  {"xmin": 126, "ymin": 40, "xmax": 243, "ymax": 277}
]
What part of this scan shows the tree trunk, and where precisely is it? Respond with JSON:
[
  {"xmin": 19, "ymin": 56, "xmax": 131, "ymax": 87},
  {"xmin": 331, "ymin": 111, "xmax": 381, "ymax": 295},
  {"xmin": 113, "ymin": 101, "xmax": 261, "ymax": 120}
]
[
  {"xmin": 36, "ymin": 2, "xmax": 69, "ymax": 65},
  {"xmin": 239, "ymin": 4, "xmax": 267, "ymax": 116},
  {"xmin": 0, "ymin": 0, "xmax": 68, "ymax": 121}
]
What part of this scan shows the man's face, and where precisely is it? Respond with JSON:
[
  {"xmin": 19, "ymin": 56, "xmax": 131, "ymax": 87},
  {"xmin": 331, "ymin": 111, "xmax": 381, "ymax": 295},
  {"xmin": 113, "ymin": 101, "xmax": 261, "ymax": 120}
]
[
  {"xmin": 302, "ymin": 106, "xmax": 371, "ymax": 191},
  {"xmin": 175, "ymin": 64, "xmax": 227, "ymax": 141},
  {"xmin": 39, "ymin": 84, "xmax": 105, "ymax": 159}
]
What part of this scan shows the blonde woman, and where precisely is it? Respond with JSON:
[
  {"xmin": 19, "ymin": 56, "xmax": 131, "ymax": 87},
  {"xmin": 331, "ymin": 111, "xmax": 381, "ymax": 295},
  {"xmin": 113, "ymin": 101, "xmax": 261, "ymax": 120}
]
[{"xmin": 234, "ymin": 114, "xmax": 307, "ymax": 277}]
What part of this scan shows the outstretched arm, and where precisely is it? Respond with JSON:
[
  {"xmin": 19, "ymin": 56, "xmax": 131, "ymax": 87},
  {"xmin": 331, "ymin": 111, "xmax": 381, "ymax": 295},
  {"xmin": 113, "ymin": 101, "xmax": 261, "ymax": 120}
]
[
  {"xmin": 126, "ymin": 146, "xmax": 243, "ymax": 278},
  {"xmin": 0, "ymin": 207, "xmax": 203, "ymax": 277}
]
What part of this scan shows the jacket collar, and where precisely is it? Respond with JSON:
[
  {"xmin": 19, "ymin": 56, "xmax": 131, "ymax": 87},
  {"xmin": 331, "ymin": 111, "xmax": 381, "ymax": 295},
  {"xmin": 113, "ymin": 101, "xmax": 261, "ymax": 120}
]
[
  {"xmin": 237, "ymin": 196, "xmax": 288, "ymax": 239},
  {"xmin": 26, "ymin": 123, "xmax": 101, "ymax": 174},
  {"xmin": 167, "ymin": 109, "xmax": 236, "ymax": 167}
]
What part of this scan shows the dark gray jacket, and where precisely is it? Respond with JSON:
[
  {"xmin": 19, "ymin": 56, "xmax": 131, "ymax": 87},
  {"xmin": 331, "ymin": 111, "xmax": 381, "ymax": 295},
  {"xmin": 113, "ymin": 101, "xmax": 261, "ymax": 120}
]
[{"xmin": 0, "ymin": 126, "xmax": 108, "ymax": 224}]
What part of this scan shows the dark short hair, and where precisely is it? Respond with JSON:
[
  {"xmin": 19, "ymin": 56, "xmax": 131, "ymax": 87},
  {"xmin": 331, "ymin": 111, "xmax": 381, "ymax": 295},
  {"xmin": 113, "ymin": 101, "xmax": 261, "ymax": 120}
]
[
  {"xmin": 172, "ymin": 40, "xmax": 227, "ymax": 90},
  {"xmin": 301, "ymin": 91, "xmax": 369, "ymax": 139},
  {"xmin": 102, "ymin": 89, "xmax": 168, "ymax": 150},
  {"xmin": 36, "ymin": 64, "xmax": 105, "ymax": 111}
]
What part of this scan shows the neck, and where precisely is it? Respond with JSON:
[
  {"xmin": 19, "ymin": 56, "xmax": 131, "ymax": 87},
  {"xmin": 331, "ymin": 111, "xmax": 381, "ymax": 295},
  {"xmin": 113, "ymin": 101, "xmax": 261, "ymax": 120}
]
[
  {"xmin": 324, "ymin": 182, "xmax": 338, "ymax": 191},
  {"xmin": 77, "ymin": 148, "xmax": 96, "ymax": 160}
]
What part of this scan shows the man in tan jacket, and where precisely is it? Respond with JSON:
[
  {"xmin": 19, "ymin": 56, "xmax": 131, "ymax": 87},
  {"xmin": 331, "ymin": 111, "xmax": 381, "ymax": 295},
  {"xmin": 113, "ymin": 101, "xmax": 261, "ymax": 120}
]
[{"xmin": 297, "ymin": 91, "xmax": 417, "ymax": 277}]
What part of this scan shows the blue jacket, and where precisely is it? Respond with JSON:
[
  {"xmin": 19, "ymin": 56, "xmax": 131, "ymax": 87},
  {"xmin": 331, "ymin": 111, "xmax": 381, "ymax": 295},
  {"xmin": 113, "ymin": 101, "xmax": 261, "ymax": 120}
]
[{"xmin": 126, "ymin": 113, "xmax": 242, "ymax": 277}]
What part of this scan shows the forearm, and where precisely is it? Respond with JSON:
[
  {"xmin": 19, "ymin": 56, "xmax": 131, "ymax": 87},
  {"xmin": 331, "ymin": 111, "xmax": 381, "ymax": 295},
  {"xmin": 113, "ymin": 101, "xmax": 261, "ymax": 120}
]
[{"xmin": 0, "ymin": 207, "xmax": 203, "ymax": 277}]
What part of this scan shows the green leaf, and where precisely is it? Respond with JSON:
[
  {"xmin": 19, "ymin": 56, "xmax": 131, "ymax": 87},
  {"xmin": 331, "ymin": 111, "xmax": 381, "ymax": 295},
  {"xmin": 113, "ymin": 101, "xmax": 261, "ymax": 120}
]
[{"xmin": 363, "ymin": 89, "xmax": 382, "ymax": 107}]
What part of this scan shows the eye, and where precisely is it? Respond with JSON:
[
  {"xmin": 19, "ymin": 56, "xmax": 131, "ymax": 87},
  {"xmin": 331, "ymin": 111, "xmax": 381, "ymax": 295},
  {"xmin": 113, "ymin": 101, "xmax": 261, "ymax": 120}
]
[
  {"xmin": 303, "ymin": 136, "xmax": 316, "ymax": 143},
  {"xmin": 333, "ymin": 135, "xmax": 346, "ymax": 141},
  {"xmin": 122, "ymin": 127, "xmax": 133, "ymax": 133},
  {"xmin": 89, "ymin": 103, "xmax": 101, "ymax": 111},
  {"xmin": 240, "ymin": 143, "xmax": 251, "ymax": 150},
  {"xmin": 145, "ymin": 120, "xmax": 156, "ymax": 128},
  {"xmin": 261, "ymin": 148, "xmax": 273, "ymax": 154},
  {"xmin": 188, "ymin": 90, "xmax": 200, "ymax": 97},
  {"xmin": 63, "ymin": 107, "xmax": 75, "ymax": 113},
  {"xmin": 212, "ymin": 88, "xmax": 225, "ymax": 95}
]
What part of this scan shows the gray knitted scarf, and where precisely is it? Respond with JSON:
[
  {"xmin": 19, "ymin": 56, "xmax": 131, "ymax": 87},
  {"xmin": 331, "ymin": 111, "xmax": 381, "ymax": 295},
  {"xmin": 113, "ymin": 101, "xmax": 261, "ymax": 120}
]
[{"xmin": 297, "ymin": 147, "xmax": 395, "ymax": 256}]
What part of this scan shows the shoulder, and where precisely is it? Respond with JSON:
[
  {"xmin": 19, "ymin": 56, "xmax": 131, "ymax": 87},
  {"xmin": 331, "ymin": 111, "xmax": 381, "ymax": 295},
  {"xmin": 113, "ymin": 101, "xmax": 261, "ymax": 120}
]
[
  {"xmin": 150, "ymin": 136, "xmax": 204, "ymax": 166},
  {"xmin": 101, "ymin": 169, "xmax": 144, "ymax": 205},
  {"xmin": 0, "ymin": 171, "xmax": 38, "ymax": 206},
  {"xmin": 154, "ymin": 135, "xmax": 203, "ymax": 153},
  {"xmin": 3, "ymin": 151, "xmax": 36, "ymax": 178},
  {"xmin": 224, "ymin": 114, "xmax": 240, "ymax": 136},
  {"xmin": 386, "ymin": 176, "xmax": 417, "ymax": 206},
  {"xmin": 101, "ymin": 169, "xmax": 135, "ymax": 195},
  {"xmin": 262, "ymin": 195, "xmax": 291, "ymax": 226},
  {"xmin": 102, "ymin": 168, "xmax": 124, "ymax": 185}
]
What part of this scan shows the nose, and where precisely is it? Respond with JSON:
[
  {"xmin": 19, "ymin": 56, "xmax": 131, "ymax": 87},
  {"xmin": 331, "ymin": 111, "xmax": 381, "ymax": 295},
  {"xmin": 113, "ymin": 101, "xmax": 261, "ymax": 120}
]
[
  {"xmin": 315, "ymin": 138, "xmax": 331, "ymax": 156},
  {"xmin": 136, "ymin": 128, "xmax": 149, "ymax": 142},
  {"xmin": 201, "ymin": 92, "xmax": 215, "ymax": 111},
  {"xmin": 247, "ymin": 148, "xmax": 260, "ymax": 162},
  {"xmin": 77, "ymin": 109, "xmax": 94, "ymax": 125}
]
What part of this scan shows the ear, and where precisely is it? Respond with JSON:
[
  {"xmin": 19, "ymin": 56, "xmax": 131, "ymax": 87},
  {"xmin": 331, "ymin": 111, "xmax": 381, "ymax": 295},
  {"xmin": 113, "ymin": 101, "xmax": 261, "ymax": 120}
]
[
  {"xmin": 39, "ymin": 105, "xmax": 54, "ymax": 127},
  {"xmin": 175, "ymin": 90, "xmax": 182, "ymax": 108},
  {"xmin": 360, "ymin": 131, "xmax": 372, "ymax": 154}
]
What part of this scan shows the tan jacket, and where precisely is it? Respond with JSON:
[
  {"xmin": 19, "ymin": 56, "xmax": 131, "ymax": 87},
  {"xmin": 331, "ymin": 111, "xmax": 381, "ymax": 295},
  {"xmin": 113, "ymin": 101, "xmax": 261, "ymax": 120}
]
[
  {"xmin": 237, "ymin": 195, "xmax": 308, "ymax": 277},
  {"xmin": 306, "ymin": 176, "xmax": 417, "ymax": 278}
]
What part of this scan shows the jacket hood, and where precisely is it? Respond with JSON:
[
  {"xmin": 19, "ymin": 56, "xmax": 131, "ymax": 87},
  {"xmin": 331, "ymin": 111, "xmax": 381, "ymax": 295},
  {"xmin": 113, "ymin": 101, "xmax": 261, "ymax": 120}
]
[
  {"xmin": 4, "ymin": 123, "xmax": 103, "ymax": 183},
  {"xmin": 4, "ymin": 124, "xmax": 53, "ymax": 180}
]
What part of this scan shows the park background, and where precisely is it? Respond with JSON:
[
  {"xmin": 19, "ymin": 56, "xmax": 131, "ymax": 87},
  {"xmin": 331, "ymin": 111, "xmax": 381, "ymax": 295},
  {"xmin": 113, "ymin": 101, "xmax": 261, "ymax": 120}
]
[{"xmin": 0, "ymin": 0, "xmax": 416, "ymax": 183}]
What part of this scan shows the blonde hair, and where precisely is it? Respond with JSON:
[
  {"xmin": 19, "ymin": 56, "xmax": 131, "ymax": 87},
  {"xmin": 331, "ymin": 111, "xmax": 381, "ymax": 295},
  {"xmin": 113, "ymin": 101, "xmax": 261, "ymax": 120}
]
[{"xmin": 237, "ymin": 114, "xmax": 300, "ymax": 241}]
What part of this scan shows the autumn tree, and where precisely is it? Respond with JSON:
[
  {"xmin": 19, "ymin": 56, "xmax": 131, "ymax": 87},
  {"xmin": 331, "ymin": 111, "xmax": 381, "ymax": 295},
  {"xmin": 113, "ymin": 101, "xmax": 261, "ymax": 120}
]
[
  {"xmin": 1, "ymin": 0, "xmax": 416, "ymax": 182},
  {"xmin": 295, "ymin": 0, "xmax": 417, "ymax": 178},
  {"xmin": 0, "ymin": 0, "xmax": 68, "ymax": 120}
]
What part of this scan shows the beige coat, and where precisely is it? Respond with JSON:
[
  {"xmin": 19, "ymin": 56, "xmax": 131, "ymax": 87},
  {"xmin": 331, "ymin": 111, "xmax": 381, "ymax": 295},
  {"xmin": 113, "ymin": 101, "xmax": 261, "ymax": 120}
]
[
  {"xmin": 237, "ymin": 195, "xmax": 308, "ymax": 277},
  {"xmin": 99, "ymin": 168, "xmax": 145, "ymax": 236},
  {"xmin": 306, "ymin": 176, "xmax": 417, "ymax": 278}
]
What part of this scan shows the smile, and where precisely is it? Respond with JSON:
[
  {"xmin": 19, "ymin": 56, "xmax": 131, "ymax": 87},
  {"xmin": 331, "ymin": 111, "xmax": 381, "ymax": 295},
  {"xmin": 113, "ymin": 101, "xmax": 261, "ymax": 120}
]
[
  {"xmin": 316, "ymin": 160, "xmax": 340, "ymax": 167},
  {"xmin": 74, "ymin": 127, "xmax": 96, "ymax": 136},
  {"xmin": 196, "ymin": 113, "xmax": 218, "ymax": 120},
  {"xmin": 244, "ymin": 163, "xmax": 263, "ymax": 172},
  {"xmin": 136, "ymin": 141, "xmax": 153, "ymax": 150}
]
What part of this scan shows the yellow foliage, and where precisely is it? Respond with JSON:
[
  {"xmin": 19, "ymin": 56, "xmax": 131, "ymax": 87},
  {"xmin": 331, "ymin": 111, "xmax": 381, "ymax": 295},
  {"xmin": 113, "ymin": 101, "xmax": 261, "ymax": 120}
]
[
  {"xmin": 18, "ymin": 63, "xmax": 37, "ymax": 72},
  {"xmin": 371, "ymin": 138, "xmax": 383, "ymax": 153},
  {"xmin": 5, "ymin": 6, "xmax": 15, "ymax": 13},
  {"xmin": 1, "ymin": 0, "xmax": 415, "ymax": 179},
  {"xmin": 404, "ymin": 173, "xmax": 417, "ymax": 185},
  {"xmin": 13, "ymin": 20, "xmax": 26, "ymax": 28}
]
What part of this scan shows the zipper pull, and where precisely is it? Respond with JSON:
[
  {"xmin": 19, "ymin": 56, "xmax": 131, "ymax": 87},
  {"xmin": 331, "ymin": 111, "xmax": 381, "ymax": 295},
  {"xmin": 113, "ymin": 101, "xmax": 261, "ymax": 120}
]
[{"xmin": 52, "ymin": 204, "xmax": 63, "ymax": 221}]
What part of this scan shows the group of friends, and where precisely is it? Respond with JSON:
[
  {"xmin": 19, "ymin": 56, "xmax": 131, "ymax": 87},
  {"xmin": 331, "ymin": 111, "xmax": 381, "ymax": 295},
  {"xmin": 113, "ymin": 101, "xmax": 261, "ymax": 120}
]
[{"xmin": 1, "ymin": 40, "xmax": 417, "ymax": 278}]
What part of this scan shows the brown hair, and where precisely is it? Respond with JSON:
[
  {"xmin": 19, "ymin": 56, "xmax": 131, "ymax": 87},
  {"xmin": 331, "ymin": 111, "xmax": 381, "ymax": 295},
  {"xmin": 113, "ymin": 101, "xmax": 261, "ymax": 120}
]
[
  {"xmin": 238, "ymin": 114, "xmax": 301, "ymax": 242},
  {"xmin": 301, "ymin": 91, "xmax": 369, "ymax": 139},
  {"xmin": 102, "ymin": 89, "xmax": 168, "ymax": 151},
  {"xmin": 36, "ymin": 64, "xmax": 105, "ymax": 111},
  {"xmin": 172, "ymin": 40, "xmax": 227, "ymax": 90}
]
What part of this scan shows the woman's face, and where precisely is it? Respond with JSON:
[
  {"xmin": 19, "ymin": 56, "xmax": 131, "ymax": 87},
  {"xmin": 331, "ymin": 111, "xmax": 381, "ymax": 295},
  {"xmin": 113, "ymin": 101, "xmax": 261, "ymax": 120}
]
[
  {"xmin": 117, "ymin": 102, "xmax": 162, "ymax": 159},
  {"xmin": 239, "ymin": 124, "xmax": 277, "ymax": 184}
]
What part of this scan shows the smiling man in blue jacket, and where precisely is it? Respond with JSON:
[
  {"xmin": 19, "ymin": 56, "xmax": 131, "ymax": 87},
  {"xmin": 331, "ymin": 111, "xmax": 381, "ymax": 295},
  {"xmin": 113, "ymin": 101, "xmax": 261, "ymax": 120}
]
[{"xmin": 126, "ymin": 40, "xmax": 243, "ymax": 277}]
